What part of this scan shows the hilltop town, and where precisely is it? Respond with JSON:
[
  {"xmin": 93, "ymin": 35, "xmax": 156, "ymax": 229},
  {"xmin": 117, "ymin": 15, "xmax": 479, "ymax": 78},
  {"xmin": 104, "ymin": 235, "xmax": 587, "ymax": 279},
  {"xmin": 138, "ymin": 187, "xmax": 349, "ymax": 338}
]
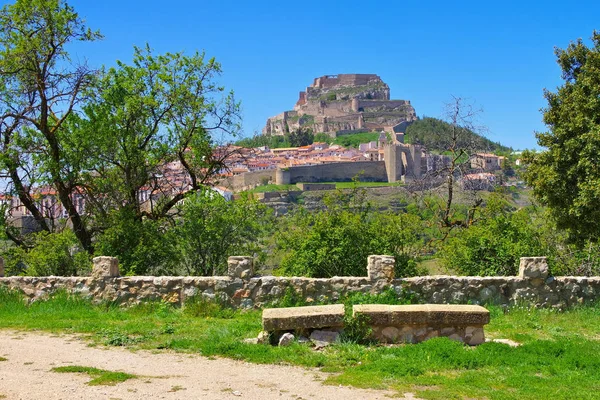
[
  {"xmin": 264, "ymin": 74, "xmax": 417, "ymax": 136},
  {"xmin": 1, "ymin": 73, "xmax": 509, "ymax": 226}
]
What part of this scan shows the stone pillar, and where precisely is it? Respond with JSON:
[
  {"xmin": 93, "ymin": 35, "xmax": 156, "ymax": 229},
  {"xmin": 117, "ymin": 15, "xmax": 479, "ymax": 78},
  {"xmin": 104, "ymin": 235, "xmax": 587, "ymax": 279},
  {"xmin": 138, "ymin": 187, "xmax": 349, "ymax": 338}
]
[
  {"xmin": 228, "ymin": 256, "xmax": 254, "ymax": 280},
  {"xmin": 275, "ymin": 168, "xmax": 291, "ymax": 185},
  {"xmin": 518, "ymin": 257, "xmax": 548, "ymax": 287},
  {"xmin": 0, "ymin": 256, "xmax": 4, "ymax": 277},
  {"xmin": 367, "ymin": 255, "xmax": 395, "ymax": 282},
  {"xmin": 91, "ymin": 256, "xmax": 120, "ymax": 279}
]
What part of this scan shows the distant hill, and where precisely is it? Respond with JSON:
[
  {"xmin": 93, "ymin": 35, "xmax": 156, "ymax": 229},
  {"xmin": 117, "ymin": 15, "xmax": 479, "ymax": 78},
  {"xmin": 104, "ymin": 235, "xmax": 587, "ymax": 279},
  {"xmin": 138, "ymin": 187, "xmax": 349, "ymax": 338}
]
[{"xmin": 404, "ymin": 117, "xmax": 512, "ymax": 154}]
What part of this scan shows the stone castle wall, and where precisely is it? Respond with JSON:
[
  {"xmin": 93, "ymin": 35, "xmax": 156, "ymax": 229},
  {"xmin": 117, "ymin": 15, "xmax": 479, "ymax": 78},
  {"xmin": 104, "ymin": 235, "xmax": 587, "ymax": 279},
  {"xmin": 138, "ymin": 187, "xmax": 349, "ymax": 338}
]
[
  {"xmin": 0, "ymin": 256, "xmax": 599, "ymax": 310},
  {"xmin": 275, "ymin": 161, "xmax": 387, "ymax": 185},
  {"xmin": 223, "ymin": 169, "xmax": 276, "ymax": 191}
]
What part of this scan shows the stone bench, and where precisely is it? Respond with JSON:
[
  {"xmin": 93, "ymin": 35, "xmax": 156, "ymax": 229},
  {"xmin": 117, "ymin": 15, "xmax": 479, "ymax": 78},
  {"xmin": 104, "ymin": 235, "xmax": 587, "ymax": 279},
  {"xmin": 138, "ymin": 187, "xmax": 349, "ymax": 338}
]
[
  {"xmin": 262, "ymin": 304, "xmax": 345, "ymax": 332},
  {"xmin": 353, "ymin": 304, "xmax": 490, "ymax": 345}
]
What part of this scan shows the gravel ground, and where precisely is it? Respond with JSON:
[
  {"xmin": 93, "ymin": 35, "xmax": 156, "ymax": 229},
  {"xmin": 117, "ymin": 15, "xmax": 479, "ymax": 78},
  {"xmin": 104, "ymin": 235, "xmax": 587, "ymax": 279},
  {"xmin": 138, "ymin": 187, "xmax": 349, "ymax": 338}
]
[{"xmin": 0, "ymin": 331, "xmax": 418, "ymax": 400}]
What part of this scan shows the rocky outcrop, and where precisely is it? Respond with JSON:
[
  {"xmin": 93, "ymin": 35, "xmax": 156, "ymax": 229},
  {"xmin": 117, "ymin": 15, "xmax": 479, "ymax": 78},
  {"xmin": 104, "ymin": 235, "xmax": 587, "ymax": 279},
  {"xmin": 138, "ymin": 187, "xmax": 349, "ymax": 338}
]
[{"xmin": 263, "ymin": 74, "xmax": 417, "ymax": 136}]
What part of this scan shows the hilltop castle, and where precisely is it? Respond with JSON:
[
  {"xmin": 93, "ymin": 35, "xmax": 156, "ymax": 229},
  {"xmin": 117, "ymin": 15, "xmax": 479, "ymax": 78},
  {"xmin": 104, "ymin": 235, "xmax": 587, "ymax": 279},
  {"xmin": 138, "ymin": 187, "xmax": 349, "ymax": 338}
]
[{"xmin": 263, "ymin": 74, "xmax": 417, "ymax": 136}]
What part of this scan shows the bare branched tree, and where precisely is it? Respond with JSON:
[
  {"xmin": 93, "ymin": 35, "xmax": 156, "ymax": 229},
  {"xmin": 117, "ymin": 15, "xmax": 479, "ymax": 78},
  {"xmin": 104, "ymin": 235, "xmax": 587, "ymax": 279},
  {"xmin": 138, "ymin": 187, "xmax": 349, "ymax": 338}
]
[{"xmin": 408, "ymin": 96, "xmax": 494, "ymax": 245}]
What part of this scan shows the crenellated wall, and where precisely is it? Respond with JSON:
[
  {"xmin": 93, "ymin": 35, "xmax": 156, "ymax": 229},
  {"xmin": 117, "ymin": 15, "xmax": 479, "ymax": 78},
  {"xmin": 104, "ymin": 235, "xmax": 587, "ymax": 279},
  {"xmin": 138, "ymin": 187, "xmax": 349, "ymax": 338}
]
[{"xmin": 1, "ymin": 256, "xmax": 598, "ymax": 310}]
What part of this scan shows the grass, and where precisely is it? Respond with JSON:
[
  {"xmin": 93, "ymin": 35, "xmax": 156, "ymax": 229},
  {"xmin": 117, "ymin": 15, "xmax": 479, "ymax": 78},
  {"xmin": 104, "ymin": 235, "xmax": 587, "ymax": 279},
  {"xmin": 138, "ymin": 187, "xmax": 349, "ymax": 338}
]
[
  {"xmin": 248, "ymin": 184, "xmax": 300, "ymax": 193},
  {"xmin": 0, "ymin": 357, "xmax": 7, "ymax": 361},
  {"xmin": 51, "ymin": 365, "xmax": 137, "ymax": 386},
  {"xmin": 250, "ymin": 181, "xmax": 403, "ymax": 193},
  {"xmin": 3, "ymin": 287, "xmax": 600, "ymax": 399}
]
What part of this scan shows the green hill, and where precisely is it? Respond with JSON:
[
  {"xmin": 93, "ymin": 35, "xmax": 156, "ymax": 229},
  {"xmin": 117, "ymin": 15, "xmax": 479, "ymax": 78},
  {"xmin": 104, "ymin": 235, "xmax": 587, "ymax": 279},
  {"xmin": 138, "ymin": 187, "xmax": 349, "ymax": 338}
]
[{"xmin": 404, "ymin": 117, "xmax": 512, "ymax": 154}]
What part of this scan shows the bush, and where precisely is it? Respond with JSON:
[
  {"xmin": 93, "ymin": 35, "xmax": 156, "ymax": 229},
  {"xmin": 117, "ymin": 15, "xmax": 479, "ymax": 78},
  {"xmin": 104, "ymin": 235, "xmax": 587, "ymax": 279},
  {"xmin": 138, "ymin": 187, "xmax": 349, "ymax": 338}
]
[
  {"xmin": 2, "ymin": 230, "xmax": 90, "ymax": 276},
  {"xmin": 276, "ymin": 189, "xmax": 424, "ymax": 278}
]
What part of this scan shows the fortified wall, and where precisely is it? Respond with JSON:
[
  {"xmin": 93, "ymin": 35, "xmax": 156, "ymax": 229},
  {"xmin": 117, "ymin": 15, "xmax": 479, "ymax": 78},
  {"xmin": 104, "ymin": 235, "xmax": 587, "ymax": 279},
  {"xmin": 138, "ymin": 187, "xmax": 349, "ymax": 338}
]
[
  {"xmin": 263, "ymin": 74, "xmax": 417, "ymax": 136},
  {"xmin": 0, "ymin": 256, "xmax": 597, "ymax": 310}
]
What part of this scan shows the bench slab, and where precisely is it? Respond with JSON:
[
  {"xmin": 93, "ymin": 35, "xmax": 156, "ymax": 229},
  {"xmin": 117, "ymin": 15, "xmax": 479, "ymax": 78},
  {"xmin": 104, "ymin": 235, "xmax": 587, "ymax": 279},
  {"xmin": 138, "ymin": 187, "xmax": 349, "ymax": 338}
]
[
  {"xmin": 353, "ymin": 304, "xmax": 490, "ymax": 326},
  {"xmin": 353, "ymin": 304, "xmax": 490, "ymax": 345},
  {"xmin": 262, "ymin": 304, "xmax": 345, "ymax": 331}
]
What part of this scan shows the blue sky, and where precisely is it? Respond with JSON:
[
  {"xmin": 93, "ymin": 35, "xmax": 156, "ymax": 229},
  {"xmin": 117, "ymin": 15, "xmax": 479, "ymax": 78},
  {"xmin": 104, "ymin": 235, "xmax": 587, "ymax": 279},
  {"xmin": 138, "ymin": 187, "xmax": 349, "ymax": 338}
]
[{"xmin": 29, "ymin": 1, "xmax": 600, "ymax": 149}]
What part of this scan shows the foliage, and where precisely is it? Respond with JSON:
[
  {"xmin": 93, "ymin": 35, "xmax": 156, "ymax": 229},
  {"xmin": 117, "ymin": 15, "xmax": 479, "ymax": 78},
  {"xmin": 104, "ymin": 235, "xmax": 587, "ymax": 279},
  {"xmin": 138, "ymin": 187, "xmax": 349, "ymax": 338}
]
[
  {"xmin": 173, "ymin": 190, "xmax": 271, "ymax": 276},
  {"xmin": 235, "ymin": 133, "xmax": 291, "ymax": 149},
  {"xmin": 2, "ymin": 230, "xmax": 90, "ymax": 276},
  {"xmin": 438, "ymin": 194, "xmax": 548, "ymax": 275},
  {"xmin": 76, "ymin": 44, "xmax": 240, "ymax": 227},
  {"xmin": 276, "ymin": 188, "xmax": 423, "ymax": 277},
  {"xmin": 94, "ymin": 207, "xmax": 178, "ymax": 275},
  {"xmin": 0, "ymin": 0, "xmax": 102, "ymax": 250},
  {"xmin": 313, "ymin": 132, "xmax": 333, "ymax": 144},
  {"xmin": 332, "ymin": 132, "xmax": 379, "ymax": 148},
  {"xmin": 0, "ymin": 1, "xmax": 240, "ymax": 253},
  {"xmin": 523, "ymin": 31, "xmax": 600, "ymax": 246},
  {"xmin": 405, "ymin": 116, "xmax": 510, "ymax": 153},
  {"xmin": 288, "ymin": 127, "xmax": 314, "ymax": 147}
]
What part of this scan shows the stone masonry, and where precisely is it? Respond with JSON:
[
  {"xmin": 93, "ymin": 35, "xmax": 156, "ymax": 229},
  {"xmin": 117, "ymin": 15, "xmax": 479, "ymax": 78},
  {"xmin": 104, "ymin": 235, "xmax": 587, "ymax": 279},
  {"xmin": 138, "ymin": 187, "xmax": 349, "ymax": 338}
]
[
  {"xmin": 1, "ymin": 256, "xmax": 600, "ymax": 310},
  {"xmin": 263, "ymin": 74, "xmax": 417, "ymax": 136}
]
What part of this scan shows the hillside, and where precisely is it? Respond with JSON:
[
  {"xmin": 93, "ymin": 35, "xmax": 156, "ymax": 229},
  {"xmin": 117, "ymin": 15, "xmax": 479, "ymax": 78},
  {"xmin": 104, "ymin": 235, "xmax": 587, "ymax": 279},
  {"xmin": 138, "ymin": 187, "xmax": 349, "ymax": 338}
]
[{"xmin": 405, "ymin": 117, "xmax": 512, "ymax": 153}]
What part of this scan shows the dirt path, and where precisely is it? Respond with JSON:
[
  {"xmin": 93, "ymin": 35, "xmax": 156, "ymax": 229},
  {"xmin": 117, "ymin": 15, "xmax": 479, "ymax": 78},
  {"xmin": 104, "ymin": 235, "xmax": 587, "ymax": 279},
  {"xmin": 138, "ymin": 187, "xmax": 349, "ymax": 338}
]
[{"xmin": 0, "ymin": 331, "xmax": 415, "ymax": 400}]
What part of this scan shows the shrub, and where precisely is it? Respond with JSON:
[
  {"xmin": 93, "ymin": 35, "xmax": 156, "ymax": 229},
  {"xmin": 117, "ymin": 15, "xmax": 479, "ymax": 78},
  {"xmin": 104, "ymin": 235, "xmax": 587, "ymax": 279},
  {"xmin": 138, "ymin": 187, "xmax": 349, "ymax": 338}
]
[{"xmin": 2, "ymin": 230, "xmax": 90, "ymax": 276}]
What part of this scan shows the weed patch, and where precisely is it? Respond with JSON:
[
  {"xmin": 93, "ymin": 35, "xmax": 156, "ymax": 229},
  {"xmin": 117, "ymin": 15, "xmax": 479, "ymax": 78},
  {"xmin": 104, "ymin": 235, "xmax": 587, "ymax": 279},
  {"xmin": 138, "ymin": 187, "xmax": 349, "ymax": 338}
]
[{"xmin": 52, "ymin": 365, "xmax": 137, "ymax": 386}]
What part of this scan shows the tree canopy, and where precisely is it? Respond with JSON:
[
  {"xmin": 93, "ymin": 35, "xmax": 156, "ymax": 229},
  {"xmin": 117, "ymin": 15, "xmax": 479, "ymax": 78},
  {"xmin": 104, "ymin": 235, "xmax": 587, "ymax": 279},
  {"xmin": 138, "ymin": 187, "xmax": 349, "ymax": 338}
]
[{"xmin": 524, "ymin": 31, "xmax": 600, "ymax": 245}]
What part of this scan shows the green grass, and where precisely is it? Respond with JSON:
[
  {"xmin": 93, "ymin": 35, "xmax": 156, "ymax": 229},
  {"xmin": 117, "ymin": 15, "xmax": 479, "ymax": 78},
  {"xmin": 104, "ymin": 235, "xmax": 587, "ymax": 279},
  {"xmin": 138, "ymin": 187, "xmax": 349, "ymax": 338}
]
[
  {"xmin": 3, "ymin": 287, "xmax": 600, "ymax": 399},
  {"xmin": 0, "ymin": 357, "xmax": 7, "ymax": 361},
  {"xmin": 248, "ymin": 184, "xmax": 300, "ymax": 193},
  {"xmin": 331, "ymin": 181, "xmax": 403, "ymax": 189},
  {"xmin": 332, "ymin": 132, "xmax": 380, "ymax": 148},
  {"xmin": 52, "ymin": 365, "xmax": 137, "ymax": 386},
  {"xmin": 249, "ymin": 181, "xmax": 403, "ymax": 193}
]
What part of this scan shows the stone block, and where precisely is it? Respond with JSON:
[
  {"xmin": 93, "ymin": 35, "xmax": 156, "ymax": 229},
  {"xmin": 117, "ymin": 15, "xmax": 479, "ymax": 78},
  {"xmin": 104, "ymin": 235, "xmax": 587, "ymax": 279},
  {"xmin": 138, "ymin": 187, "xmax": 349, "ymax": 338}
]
[
  {"xmin": 309, "ymin": 329, "xmax": 340, "ymax": 344},
  {"xmin": 278, "ymin": 332, "xmax": 295, "ymax": 346},
  {"xmin": 367, "ymin": 255, "xmax": 395, "ymax": 282},
  {"xmin": 353, "ymin": 304, "xmax": 490, "ymax": 326},
  {"xmin": 227, "ymin": 256, "xmax": 254, "ymax": 280},
  {"xmin": 262, "ymin": 304, "xmax": 345, "ymax": 331},
  {"xmin": 518, "ymin": 257, "xmax": 548, "ymax": 280},
  {"xmin": 91, "ymin": 257, "xmax": 119, "ymax": 279}
]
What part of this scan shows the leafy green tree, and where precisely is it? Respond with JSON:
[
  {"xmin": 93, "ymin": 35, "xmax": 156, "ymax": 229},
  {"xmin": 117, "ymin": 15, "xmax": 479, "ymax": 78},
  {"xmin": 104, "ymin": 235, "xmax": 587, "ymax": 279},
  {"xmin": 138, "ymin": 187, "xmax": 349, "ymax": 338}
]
[
  {"xmin": 94, "ymin": 208, "xmax": 179, "ymax": 276},
  {"xmin": 438, "ymin": 194, "xmax": 547, "ymax": 276},
  {"xmin": 524, "ymin": 31, "xmax": 600, "ymax": 245},
  {"xmin": 288, "ymin": 127, "xmax": 314, "ymax": 147},
  {"xmin": 74, "ymin": 45, "xmax": 240, "ymax": 228},
  {"xmin": 174, "ymin": 190, "xmax": 271, "ymax": 276},
  {"xmin": 0, "ymin": 0, "xmax": 102, "ymax": 250},
  {"xmin": 276, "ymin": 188, "xmax": 423, "ymax": 277},
  {"xmin": 0, "ymin": 1, "xmax": 241, "ymax": 256}
]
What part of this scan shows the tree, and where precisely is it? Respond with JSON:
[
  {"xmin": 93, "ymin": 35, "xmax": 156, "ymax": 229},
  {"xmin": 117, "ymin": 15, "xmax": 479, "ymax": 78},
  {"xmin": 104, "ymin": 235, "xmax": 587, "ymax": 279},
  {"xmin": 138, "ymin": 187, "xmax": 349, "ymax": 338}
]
[
  {"xmin": 276, "ymin": 188, "xmax": 423, "ymax": 278},
  {"xmin": 524, "ymin": 31, "xmax": 600, "ymax": 245},
  {"xmin": 173, "ymin": 190, "xmax": 271, "ymax": 276},
  {"xmin": 438, "ymin": 194, "xmax": 547, "ymax": 276},
  {"xmin": 288, "ymin": 127, "xmax": 313, "ymax": 147},
  {"xmin": 0, "ymin": 0, "xmax": 101, "ymax": 250},
  {"xmin": 73, "ymin": 45, "xmax": 241, "ymax": 229},
  {"xmin": 412, "ymin": 97, "xmax": 492, "ymax": 243},
  {"xmin": 0, "ymin": 0, "xmax": 241, "ymax": 254}
]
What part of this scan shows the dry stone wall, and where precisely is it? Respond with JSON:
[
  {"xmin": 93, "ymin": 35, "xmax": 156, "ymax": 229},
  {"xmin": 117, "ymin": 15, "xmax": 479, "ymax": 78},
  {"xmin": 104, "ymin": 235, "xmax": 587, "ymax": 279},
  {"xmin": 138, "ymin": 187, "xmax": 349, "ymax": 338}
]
[{"xmin": 1, "ymin": 256, "xmax": 599, "ymax": 310}]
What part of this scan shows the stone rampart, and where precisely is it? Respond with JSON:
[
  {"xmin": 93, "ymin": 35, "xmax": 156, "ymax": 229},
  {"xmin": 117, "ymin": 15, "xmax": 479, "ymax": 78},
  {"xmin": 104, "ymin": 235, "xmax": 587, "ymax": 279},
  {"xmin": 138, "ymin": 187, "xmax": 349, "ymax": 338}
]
[
  {"xmin": 276, "ymin": 161, "xmax": 387, "ymax": 185},
  {"xmin": 224, "ymin": 169, "xmax": 276, "ymax": 191},
  {"xmin": 1, "ymin": 256, "xmax": 599, "ymax": 310}
]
